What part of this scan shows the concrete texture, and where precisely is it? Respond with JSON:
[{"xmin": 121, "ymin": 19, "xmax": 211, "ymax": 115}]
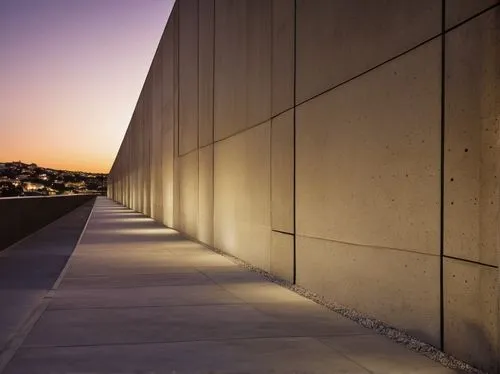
[
  {"xmin": 198, "ymin": 0, "xmax": 214, "ymax": 147},
  {"xmin": 296, "ymin": 235, "xmax": 441, "ymax": 346},
  {"xmin": 178, "ymin": 0, "xmax": 199, "ymax": 155},
  {"xmin": 271, "ymin": 109, "xmax": 294, "ymax": 233},
  {"xmin": 214, "ymin": 0, "xmax": 271, "ymax": 141},
  {"xmin": 295, "ymin": 0, "xmax": 441, "ymax": 103},
  {"xmin": 0, "ymin": 198, "xmax": 94, "ymax": 355},
  {"xmin": 1, "ymin": 198, "xmax": 459, "ymax": 373},
  {"xmin": 179, "ymin": 150, "xmax": 198, "ymax": 238},
  {"xmin": 444, "ymin": 7, "xmax": 500, "ymax": 266},
  {"xmin": 272, "ymin": 0, "xmax": 295, "ymax": 116},
  {"xmin": 108, "ymin": 1, "xmax": 500, "ymax": 371},
  {"xmin": 214, "ymin": 0, "xmax": 247, "ymax": 141},
  {"xmin": 444, "ymin": 257, "xmax": 498, "ymax": 372},
  {"xmin": 198, "ymin": 145, "xmax": 213, "ymax": 246},
  {"xmin": 320, "ymin": 335, "xmax": 459, "ymax": 374},
  {"xmin": 0, "ymin": 195, "xmax": 94, "ymax": 252},
  {"xmin": 271, "ymin": 231, "xmax": 294, "ymax": 282},
  {"xmin": 214, "ymin": 123, "xmax": 271, "ymax": 271},
  {"xmin": 446, "ymin": 0, "xmax": 499, "ymax": 29},
  {"xmin": 246, "ymin": 0, "xmax": 272, "ymax": 127},
  {"xmin": 151, "ymin": 51, "xmax": 164, "ymax": 223},
  {"xmin": 296, "ymin": 40, "xmax": 441, "ymax": 254}
]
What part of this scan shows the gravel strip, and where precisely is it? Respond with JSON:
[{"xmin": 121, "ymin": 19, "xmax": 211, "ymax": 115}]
[{"xmin": 206, "ymin": 245, "xmax": 487, "ymax": 374}]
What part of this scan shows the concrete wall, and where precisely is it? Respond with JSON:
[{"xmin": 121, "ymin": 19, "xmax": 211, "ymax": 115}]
[
  {"xmin": 108, "ymin": 1, "xmax": 500, "ymax": 371},
  {"xmin": 0, "ymin": 195, "xmax": 95, "ymax": 252}
]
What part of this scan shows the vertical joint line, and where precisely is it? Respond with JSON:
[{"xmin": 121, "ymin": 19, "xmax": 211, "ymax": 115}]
[
  {"xmin": 212, "ymin": 0, "xmax": 216, "ymax": 246},
  {"xmin": 270, "ymin": 0, "xmax": 274, "ymax": 267},
  {"xmin": 292, "ymin": 0, "xmax": 297, "ymax": 285},
  {"xmin": 176, "ymin": 5, "xmax": 181, "ymax": 159},
  {"xmin": 197, "ymin": 0, "xmax": 200, "ymax": 231},
  {"xmin": 439, "ymin": 0, "xmax": 446, "ymax": 351}
]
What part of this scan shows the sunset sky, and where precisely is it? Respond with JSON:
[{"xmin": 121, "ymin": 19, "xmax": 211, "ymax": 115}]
[{"xmin": 0, "ymin": 0, "xmax": 174, "ymax": 173}]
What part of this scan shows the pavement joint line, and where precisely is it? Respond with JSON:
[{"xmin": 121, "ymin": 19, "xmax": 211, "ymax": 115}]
[
  {"xmin": 0, "ymin": 199, "xmax": 96, "ymax": 374},
  {"xmin": 56, "ymin": 283, "xmax": 214, "ymax": 291},
  {"xmin": 45, "ymin": 302, "xmax": 250, "ymax": 312},
  {"xmin": 18, "ymin": 332, "xmax": 374, "ymax": 351},
  {"xmin": 43, "ymin": 298, "xmax": 320, "ymax": 312},
  {"xmin": 62, "ymin": 270, "xmax": 205, "ymax": 279}
]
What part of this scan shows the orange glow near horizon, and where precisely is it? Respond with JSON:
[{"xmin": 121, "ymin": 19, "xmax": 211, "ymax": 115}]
[{"xmin": 0, "ymin": 0, "xmax": 174, "ymax": 174}]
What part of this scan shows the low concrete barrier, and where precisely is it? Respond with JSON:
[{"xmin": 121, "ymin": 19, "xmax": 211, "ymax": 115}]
[{"xmin": 0, "ymin": 195, "xmax": 95, "ymax": 252}]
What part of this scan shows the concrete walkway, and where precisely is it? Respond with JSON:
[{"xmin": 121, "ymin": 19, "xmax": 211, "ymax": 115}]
[{"xmin": 2, "ymin": 197, "xmax": 460, "ymax": 373}]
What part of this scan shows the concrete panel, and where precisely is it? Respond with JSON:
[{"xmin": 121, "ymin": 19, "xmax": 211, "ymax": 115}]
[
  {"xmin": 271, "ymin": 231, "xmax": 294, "ymax": 282},
  {"xmin": 444, "ymin": 257, "xmax": 498, "ymax": 372},
  {"xmin": 295, "ymin": 0, "xmax": 441, "ymax": 103},
  {"xmin": 161, "ymin": 106, "xmax": 175, "ymax": 228},
  {"xmin": 162, "ymin": 12, "xmax": 177, "ymax": 110},
  {"xmin": 161, "ymin": 13, "xmax": 177, "ymax": 227},
  {"xmin": 272, "ymin": 0, "xmax": 295, "ymax": 115},
  {"xmin": 296, "ymin": 40, "xmax": 441, "ymax": 254},
  {"xmin": 142, "ymin": 80, "xmax": 152, "ymax": 217},
  {"xmin": 246, "ymin": 0, "xmax": 272, "ymax": 127},
  {"xmin": 179, "ymin": 0, "xmax": 198, "ymax": 155},
  {"xmin": 179, "ymin": 151, "xmax": 198, "ymax": 239},
  {"xmin": 214, "ymin": 0, "xmax": 271, "ymax": 141},
  {"xmin": 296, "ymin": 235, "xmax": 441, "ymax": 346},
  {"xmin": 446, "ymin": 0, "xmax": 499, "ymax": 29},
  {"xmin": 198, "ymin": 0, "xmax": 214, "ymax": 147},
  {"xmin": 271, "ymin": 109, "xmax": 294, "ymax": 233},
  {"xmin": 151, "ymin": 54, "xmax": 163, "ymax": 222},
  {"xmin": 444, "ymin": 8, "xmax": 500, "ymax": 266},
  {"xmin": 136, "ymin": 98, "xmax": 145, "ymax": 214},
  {"xmin": 198, "ymin": 145, "xmax": 214, "ymax": 246},
  {"xmin": 133, "ymin": 113, "xmax": 141, "ymax": 213},
  {"xmin": 214, "ymin": 123, "xmax": 271, "ymax": 271},
  {"xmin": 214, "ymin": 0, "xmax": 247, "ymax": 141},
  {"xmin": 171, "ymin": 2, "xmax": 181, "ymax": 229}
]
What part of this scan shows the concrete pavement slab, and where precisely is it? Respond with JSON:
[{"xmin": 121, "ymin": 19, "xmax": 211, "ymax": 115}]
[
  {"xmin": 23, "ymin": 301, "xmax": 368, "ymax": 348},
  {"xmin": 6, "ymin": 337, "xmax": 371, "ymax": 374},
  {"xmin": 1, "ymin": 198, "xmax": 464, "ymax": 373},
  {"xmin": 319, "ymin": 335, "xmax": 461, "ymax": 373}
]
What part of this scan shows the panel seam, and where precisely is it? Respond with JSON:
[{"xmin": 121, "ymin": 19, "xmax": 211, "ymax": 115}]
[
  {"xmin": 439, "ymin": 0, "xmax": 446, "ymax": 351},
  {"xmin": 292, "ymin": 0, "xmax": 297, "ymax": 284},
  {"xmin": 443, "ymin": 255, "xmax": 498, "ymax": 269}
]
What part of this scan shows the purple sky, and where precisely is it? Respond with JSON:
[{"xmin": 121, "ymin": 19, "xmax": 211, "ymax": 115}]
[{"xmin": 0, "ymin": 0, "xmax": 174, "ymax": 173}]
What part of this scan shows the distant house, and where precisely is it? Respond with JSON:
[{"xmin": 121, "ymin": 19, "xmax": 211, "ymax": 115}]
[{"xmin": 22, "ymin": 182, "xmax": 45, "ymax": 192}]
